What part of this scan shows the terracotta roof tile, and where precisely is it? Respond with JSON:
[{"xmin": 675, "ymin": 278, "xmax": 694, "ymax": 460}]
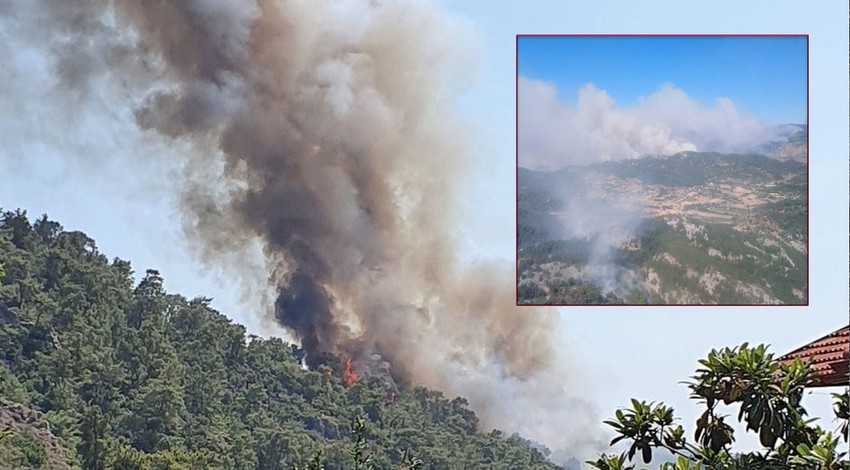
[{"xmin": 778, "ymin": 326, "xmax": 849, "ymax": 387}]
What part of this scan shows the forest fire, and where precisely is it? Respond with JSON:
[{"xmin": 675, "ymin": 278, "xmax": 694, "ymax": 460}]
[
  {"xmin": 19, "ymin": 0, "xmax": 598, "ymax": 456},
  {"xmin": 342, "ymin": 357, "xmax": 358, "ymax": 387}
]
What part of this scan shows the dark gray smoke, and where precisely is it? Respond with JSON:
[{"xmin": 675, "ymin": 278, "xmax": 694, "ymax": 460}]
[{"xmin": 1, "ymin": 0, "xmax": 604, "ymax": 456}]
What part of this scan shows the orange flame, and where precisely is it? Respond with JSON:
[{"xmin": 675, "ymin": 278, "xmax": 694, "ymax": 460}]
[{"xmin": 343, "ymin": 357, "xmax": 358, "ymax": 386}]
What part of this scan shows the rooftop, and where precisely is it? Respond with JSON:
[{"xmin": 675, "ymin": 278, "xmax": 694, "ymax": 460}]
[{"xmin": 778, "ymin": 325, "xmax": 849, "ymax": 387}]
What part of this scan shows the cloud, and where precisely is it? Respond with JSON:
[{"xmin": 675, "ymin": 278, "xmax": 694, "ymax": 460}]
[{"xmin": 519, "ymin": 77, "xmax": 776, "ymax": 170}]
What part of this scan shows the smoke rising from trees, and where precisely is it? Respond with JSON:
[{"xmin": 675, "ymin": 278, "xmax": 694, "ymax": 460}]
[{"xmin": 0, "ymin": 0, "xmax": 604, "ymax": 457}]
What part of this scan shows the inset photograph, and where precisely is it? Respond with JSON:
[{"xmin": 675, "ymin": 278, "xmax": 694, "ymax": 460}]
[{"xmin": 517, "ymin": 35, "xmax": 808, "ymax": 305}]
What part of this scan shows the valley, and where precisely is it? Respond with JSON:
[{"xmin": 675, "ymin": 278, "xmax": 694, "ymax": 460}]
[{"xmin": 517, "ymin": 152, "xmax": 807, "ymax": 305}]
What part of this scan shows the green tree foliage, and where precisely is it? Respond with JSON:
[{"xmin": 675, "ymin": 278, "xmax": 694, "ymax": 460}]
[
  {"xmin": 518, "ymin": 277, "xmax": 626, "ymax": 305},
  {"xmin": 588, "ymin": 343, "xmax": 850, "ymax": 469},
  {"xmin": 0, "ymin": 432, "xmax": 47, "ymax": 468},
  {"xmin": 0, "ymin": 210, "xmax": 560, "ymax": 469}
]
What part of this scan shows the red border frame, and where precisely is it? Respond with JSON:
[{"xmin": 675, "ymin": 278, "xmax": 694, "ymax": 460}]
[{"xmin": 514, "ymin": 34, "xmax": 810, "ymax": 307}]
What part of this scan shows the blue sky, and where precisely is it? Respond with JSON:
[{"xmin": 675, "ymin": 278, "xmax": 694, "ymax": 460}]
[
  {"xmin": 517, "ymin": 35, "xmax": 807, "ymax": 124},
  {"xmin": 0, "ymin": 0, "xmax": 847, "ymax": 462}
]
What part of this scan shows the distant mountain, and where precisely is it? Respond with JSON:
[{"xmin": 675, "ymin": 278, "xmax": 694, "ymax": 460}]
[
  {"xmin": 757, "ymin": 124, "xmax": 807, "ymax": 162},
  {"xmin": 518, "ymin": 152, "xmax": 807, "ymax": 305}
]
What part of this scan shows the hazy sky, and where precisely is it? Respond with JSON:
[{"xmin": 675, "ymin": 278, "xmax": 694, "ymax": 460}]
[
  {"xmin": 0, "ymin": 0, "xmax": 846, "ymax": 461},
  {"xmin": 445, "ymin": 0, "xmax": 847, "ymax": 454}
]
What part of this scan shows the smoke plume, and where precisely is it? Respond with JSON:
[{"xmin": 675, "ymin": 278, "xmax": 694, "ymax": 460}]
[
  {"xmin": 0, "ymin": 0, "xmax": 604, "ymax": 457},
  {"xmin": 519, "ymin": 76, "xmax": 781, "ymax": 170},
  {"xmin": 562, "ymin": 195, "xmax": 644, "ymax": 296}
]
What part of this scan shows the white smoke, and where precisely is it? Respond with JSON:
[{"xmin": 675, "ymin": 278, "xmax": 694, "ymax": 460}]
[{"xmin": 519, "ymin": 76, "xmax": 779, "ymax": 170}]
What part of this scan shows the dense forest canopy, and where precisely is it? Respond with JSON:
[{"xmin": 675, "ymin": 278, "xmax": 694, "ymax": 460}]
[{"xmin": 0, "ymin": 209, "xmax": 565, "ymax": 469}]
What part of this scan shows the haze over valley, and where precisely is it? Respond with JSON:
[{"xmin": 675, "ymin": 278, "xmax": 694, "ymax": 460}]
[{"xmin": 518, "ymin": 127, "xmax": 808, "ymax": 305}]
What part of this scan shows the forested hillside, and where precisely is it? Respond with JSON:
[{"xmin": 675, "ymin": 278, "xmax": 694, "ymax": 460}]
[
  {"xmin": 517, "ymin": 152, "xmax": 807, "ymax": 305},
  {"xmin": 0, "ymin": 210, "xmax": 562, "ymax": 469}
]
